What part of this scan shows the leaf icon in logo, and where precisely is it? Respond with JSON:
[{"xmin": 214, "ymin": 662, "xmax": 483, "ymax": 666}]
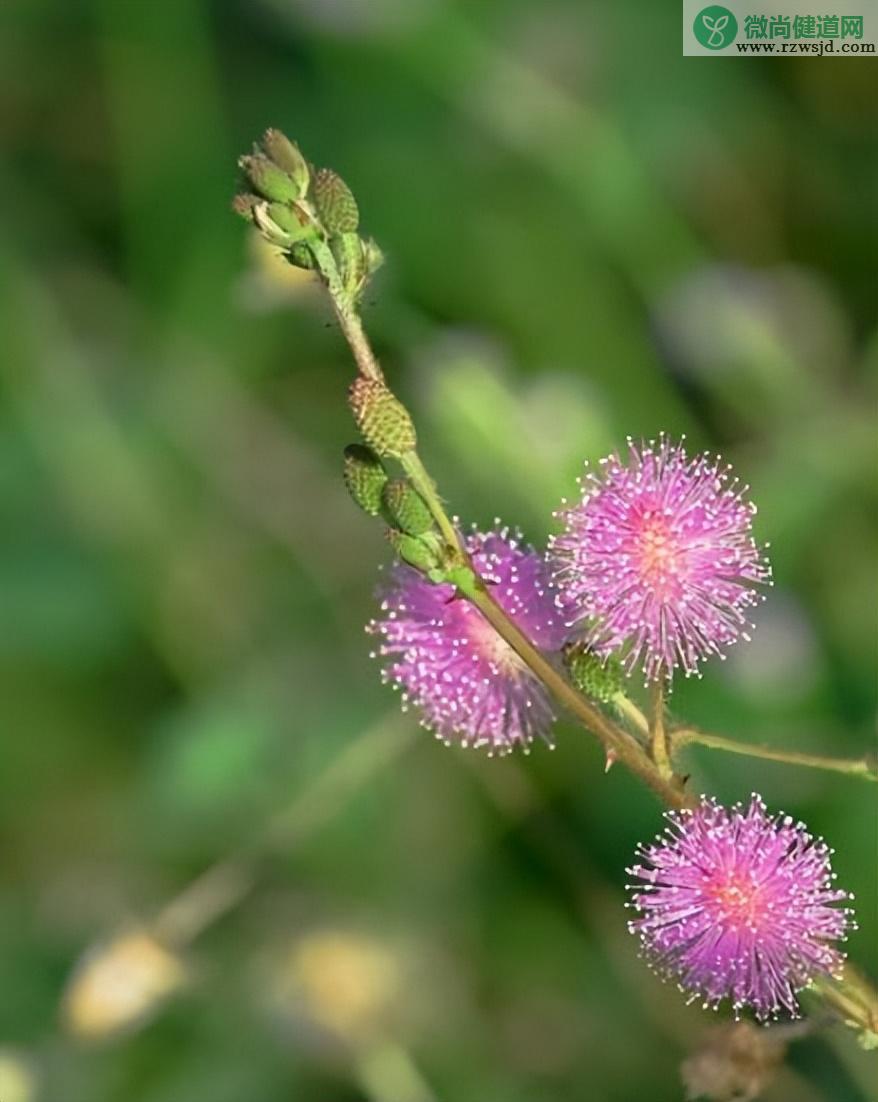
[{"xmin": 701, "ymin": 10, "xmax": 730, "ymax": 46}]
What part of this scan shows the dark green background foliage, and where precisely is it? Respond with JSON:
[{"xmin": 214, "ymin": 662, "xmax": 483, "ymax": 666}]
[{"xmin": 0, "ymin": 1, "xmax": 875, "ymax": 1099}]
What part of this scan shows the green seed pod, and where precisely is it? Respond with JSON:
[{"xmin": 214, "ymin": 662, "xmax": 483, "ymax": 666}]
[
  {"xmin": 349, "ymin": 377, "xmax": 416, "ymax": 459},
  {"xmin": 386, "ymin": 529, "xmax": 440, "ymax": 574},
  {"xmin": 239, "ymin": 153, "xmax": 299, "ymax": 204},
  {"xmin": 261, "ymin": 129, "xmax": 310, "ymax": 196},
  {"xmin": 343, "ymin": 444, "xmax": 387, "ymax": 517},
  {"xmin": 564, "ymin": 644, "xmax": 623, "ymax": 703},
  {"xmin": 313, "ymin": 167, "xmax": 359, "ymax": 233},
  {"xmin": 381, "ymin": 479, "xmax": 433, "ymax": 536}
]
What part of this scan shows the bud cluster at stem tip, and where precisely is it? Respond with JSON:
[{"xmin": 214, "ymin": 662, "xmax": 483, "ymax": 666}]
[{"xmin": 233, "ymin": 128, "xmax": 383, "ymax": 301}]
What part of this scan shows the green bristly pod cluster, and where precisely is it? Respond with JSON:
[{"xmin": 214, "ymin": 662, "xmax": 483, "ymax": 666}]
[
  {"xmin": 233, "ymin": 129, "xmax": 383, "ymax": 301},
  {"xmin": 341, "ymin": 442, "xmax": 464, "ymax": 586},
  {"xmin": 563, "ymin": 643, "xmax": 624, "ymax": 703}
]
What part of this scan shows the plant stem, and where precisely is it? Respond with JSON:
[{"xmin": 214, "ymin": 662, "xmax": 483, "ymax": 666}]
[
  {"xmin": 323, "ymin": 285, "xmax": 683, "ymax": 807},
  {"xmin": 321, "ymin": 262, "xmax": 878, "ymax": 1034},
  {"xmin": 400, "ymin": 449, "xmax": 463, "ymax": 554},
  {"xmin": 649, "ymin": 680, "xmax": 671, "ymax": 778},
  {"xmin": 611, "ymin": 692, "xmax": 649, "ymax": 740},
  {"xmin": 611, "ymin": 692, "xmax": 649, "ymax": 741},
  {"xmin": 812, "ymin": 966, "xmax": 878, "ymax": 1037},
  {"xmin": 468, "ymin": 579, "xmax": 689, "ymax": 808},
  {"xmin": 332, "ymin": 295, "xmax": 384, "ymax": 383},
  {"xmin": 310, "ymin": 238, "xmax": 384, "ymax": 383},
  {"xmin": 670, "ymin": 728, "xmax": 878, "ymax": 782}
]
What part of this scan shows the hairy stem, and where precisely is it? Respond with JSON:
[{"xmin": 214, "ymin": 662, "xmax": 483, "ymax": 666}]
[
  {"xmin": 671, "ymin": 728, "xmax": 878, "ymax": 782},
  {"xmin": 649, "ymin": 680, "xmax": 671, "ymax": 778},
  {"xmin": 611, "ymin": 692, "xmax": 650, "ymax": 741},
  {"xmin": 310, "ymin": 238, "xmax": 384, "ymax": 383},
  {"xmin": 812, "ymin": 967, "xmax": 878, "ymax": 1037},
  {"xmin": 400, "ymin": 450, "xmax": 463, "ymax": 554},
  {"xmin": 468, "ymin": 580, "xmax": 689, "ymax": 807}
]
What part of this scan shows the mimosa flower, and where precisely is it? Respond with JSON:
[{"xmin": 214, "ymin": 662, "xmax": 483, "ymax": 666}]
[
  {"xmin": 552, "ymin": 436, "xmax": 771, "ymax": 682},
  {"xmin": 368, "ymin": 527, "xmax": 566, "ymax": 755},
  {"xmin": 626, "ymin": 795, "xmax": 854, "ymax": 1020}
]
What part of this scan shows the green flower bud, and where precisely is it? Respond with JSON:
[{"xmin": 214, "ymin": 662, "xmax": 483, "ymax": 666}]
[
  {"xmin": 386, "ymin": 529, "xmax": 440, "ymax": 574},
  {"xmin": 564, "ymin": 644, "xmax": 623, "ymax": 703},
  {"xmin": 261, "ymin": 129, "xmax": 310, "ymax": 196},
  {"xmin": 381, "ymin": 479, "xmax": 433, "ymax": 536},
  {"xmin": 265, "ymin": 200, "xmax": 318, "ymax": 241},
  {"xmin": 288, "ymin": 242, "xmax": 317, "ymax": 270},
  {"xmin": 231, "ymin": 193, "xmax": 261, "ymax": 220},
  {"xmin": 349, "ymin": 377, "xmax": 416, "ymax": 459},
  {"xmin": 239, "ymin": 153, "xmax": 299, "ymax": 204},
  {"xmin": 249, "ymin": 203, "xmax": 293, "ymax": 247},
  {"xmin": 313, "ymin": 167, "xmax": 359, "ymax": 233},
  {"xmin": 343, "ymin": 444, "xmax": 387, "ymax": 517}
]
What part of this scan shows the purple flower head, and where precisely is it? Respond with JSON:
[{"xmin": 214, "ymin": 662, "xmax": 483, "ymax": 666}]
[
  {"xmin": 368, "ymin": 526, "xmax": 567, "ymax": 755},
  {"xmin": 551, "ymin": 435, "xmax": 771, "ymax": 682},
  {"xmin": 627, "ymin": 795, "xmax": 854, "ymax": 1020}
]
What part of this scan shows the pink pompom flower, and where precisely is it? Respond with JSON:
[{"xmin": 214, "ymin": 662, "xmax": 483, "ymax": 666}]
[
  {"xmin": 627, "ymin": 795, "xmax": 854, "ymax": 1020},
  {"xmin": 551, "ymin": 435, "xmax": 771, "ymax": 682},
  {"xmin": 368, "ymin": 526, "xmax": 567, "ymax": 755}
]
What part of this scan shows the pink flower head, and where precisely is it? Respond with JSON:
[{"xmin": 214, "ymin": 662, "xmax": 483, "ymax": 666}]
[
  {"xmin": 551, "ymin": 435, "xmax": 771, "ymax": 682},
  {"xmin": 368, "ymin": 526, "xmax": 567, "ymax": 755},
  {"xmin": 627, "ymin": 795, "xmax": 854, "ymax": 1020}
]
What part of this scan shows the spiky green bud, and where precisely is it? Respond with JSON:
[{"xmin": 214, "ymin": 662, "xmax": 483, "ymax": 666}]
[
  {"xmin": 564, "ymin": 644, "xmax": 623, "ymax": 703},
  {"xmin": 313, "ymin": 167, "xmax": 359, "ymax": 233},
  {"xmin": 261, "ymin": 129, "xmax": 310, "ymax": 196},
  {"xmin": 386, "ymin": 530, "xmax": 440, "ymax": 574},
  {"xmin": 343, "ymin": 444, "xmax": 387, "ymax": 517},
  {"xmin": 381, "ymin": 479, "xmax": 433, "ymax": 536},
  {"xmin": 239, "ymin": 153, "xmax": 299, "ymax": 204},
  {"xmin": 349, "ymin": 377, "xmax": 416, "ymax": 459}
]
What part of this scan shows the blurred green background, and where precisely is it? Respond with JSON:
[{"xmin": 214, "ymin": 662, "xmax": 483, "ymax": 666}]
[{"xmin": 0, "ymin": 1, "xmax": 876, "ymax": 1099}]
